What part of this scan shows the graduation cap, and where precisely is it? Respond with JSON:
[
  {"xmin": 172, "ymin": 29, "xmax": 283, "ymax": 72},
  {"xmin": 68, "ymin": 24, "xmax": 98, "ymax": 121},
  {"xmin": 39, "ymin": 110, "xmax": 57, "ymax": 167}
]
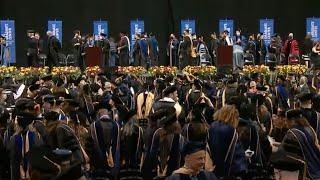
[
  {"xmin": 256, "ymin": 85, "xmax": 268, "ymax": 91},
  {"xmin": 28, "ymin": 146, "xmax": 60, "ymax": 176},
  {"xmin": 28, "ymin": 84, "xmax": 40, "ymax": 92},
  {"xmin": 277, "ymin": 75, "xmax": 286, "ymax": 82},
  {"xmin": 286, "ymin": 109, "xmax": 303, "ymax": 120},
  {"xmin": 27, "ymin": 30, "xmax": 35, "ymax": 34},
  {"xmin": 41, "ymin": 74, "xmax": 53, "ymax": 82},
  {"xmin": 223, "ymin": 30, "xmax": 229, "ymax": 34},
  {"xmin": 15, "ymin": 98, "xmax": 37, "ymax": 112},
  {"xmin": 182, "ymin": 141, "xmax": 206, "ymax": 156},
  {"xmin": 44, "ymin": 110, "xmax": 60, "ymax": 122},
  {"xmin": 157, "ymin": 107, "xmax": 177, "ymax": 126},
  {"xmin": 100, "ymin": 33, "xmax": 107, "ymax": 37},
  {"xmin": 16, "ymin": 112, "xmax": 36, "ymax": 129},
  {"xmin": 163, "ymin": 85, "xmax": 178, "ymax": 97},
  {"xmin": 298, "ymin": 92, "xmax": 314, "ymax": 102},
  {"xmin": 0, "ymin": 35, "xmax": 5, "ymax": 39}
]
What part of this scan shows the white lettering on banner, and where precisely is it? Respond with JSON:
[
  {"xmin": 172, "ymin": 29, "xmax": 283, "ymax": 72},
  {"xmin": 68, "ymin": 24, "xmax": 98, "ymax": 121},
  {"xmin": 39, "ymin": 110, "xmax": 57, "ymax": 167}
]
[
  {"xmin": 224, "ymin": 23, "xmax": 231, "ymax": 34},
  {"xmin": 311, "ymin": 21, "xmax": 318, "ymax": 39},
  {"xmin": 51, "ymin": 24, "xmax": 60, "ymax": 40}
]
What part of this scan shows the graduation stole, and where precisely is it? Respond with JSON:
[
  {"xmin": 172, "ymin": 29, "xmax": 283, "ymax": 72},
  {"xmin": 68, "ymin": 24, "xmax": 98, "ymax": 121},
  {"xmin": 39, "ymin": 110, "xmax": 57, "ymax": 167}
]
[
  {"xmin": 288, "ymin": 128, "xmax": 320, "ymax": 179},
  {"xmin": 224, "ymin": 129, "xmax": 239, "ymax": 176},
  {"xmin": 91, "ymin": 120, "xmax": 120, "ymax": 168},
  {"xmin": 15, "ymin": 131, "xmax": 36, "ymax": 179}
]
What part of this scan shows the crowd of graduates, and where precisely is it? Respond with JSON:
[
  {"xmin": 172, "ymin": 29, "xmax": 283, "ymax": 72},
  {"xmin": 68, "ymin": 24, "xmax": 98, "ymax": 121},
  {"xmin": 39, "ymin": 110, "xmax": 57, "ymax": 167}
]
[{"xmin": 0, "ymin": 66, "xmax": 320, "ymax": 180}]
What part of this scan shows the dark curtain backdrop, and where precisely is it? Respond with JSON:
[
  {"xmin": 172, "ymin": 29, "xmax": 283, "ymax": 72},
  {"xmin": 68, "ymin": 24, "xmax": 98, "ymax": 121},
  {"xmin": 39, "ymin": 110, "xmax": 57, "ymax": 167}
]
[{"xmin": 0, "ymin": 0, "xmax": 319, "ymax": 66}]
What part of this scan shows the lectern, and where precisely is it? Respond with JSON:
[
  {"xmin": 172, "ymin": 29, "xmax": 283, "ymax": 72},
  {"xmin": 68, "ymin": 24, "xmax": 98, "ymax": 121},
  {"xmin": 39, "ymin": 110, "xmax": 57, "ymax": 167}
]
[
  {"xmin": 217, "ymin": 46, "xmax": 233, "ymax": 67},
  {"xmin": 84, "ymin": 47, "xmax": 102, "ymax": 67}
]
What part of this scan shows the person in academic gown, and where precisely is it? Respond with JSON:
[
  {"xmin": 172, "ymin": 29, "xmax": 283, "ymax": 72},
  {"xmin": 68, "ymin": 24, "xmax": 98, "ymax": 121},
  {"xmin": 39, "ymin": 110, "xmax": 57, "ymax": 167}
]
[
  {"xmin": 120, "ymin": 110, "xmax": 144, "ymax": 169},
  {"xmin": 166, "ymin": 141, "xmax": 218, "ymax": 180},
  {"xmin": 43, "ymin": 109, "xmax": 87, "ymax": 166},
  {"xmin": 26, "ymin": 30, "xmax": 38, "ymax": 66},
  {"xmin": 149, "ymin": 33, "xmax": 159, "ymax": 67},
  {"xmin": 8, "ymin": 111, "xmax": 43, "ymax": 180},
  {"xmin": 118, "ymin": 32, "xmax": 130, "ymax": 66},
  {"xmin": 178, "ymin": 30, "xmax": 193, "ymax": 69},
  {"xmin": 167, "ymin": 34, "xmax": 179, "ymax": 67},
  {"xmin": 270, "ymin": 109, "xmax": 320, "ymax": 179},
  {"xmin": 208, "ymin": 105, "xmax": 247, "ymax": 178},
  {"xmin": 71, "ymin": 30, "xmax": 84, "ymax": 70},
  {"xmin": 46, "ymin": 31, "xmax": 61, "ymax": 67},
  {"xmin": 85, "ymin": 108, "xmax": 120, "ymax": 177},
  {"xmin": 141, "ymin": 107, "xmax": 184, "ymax": 179},
  {"xmin": 96, "ymin": 33, "xmax": 110, "ymax": 70}
]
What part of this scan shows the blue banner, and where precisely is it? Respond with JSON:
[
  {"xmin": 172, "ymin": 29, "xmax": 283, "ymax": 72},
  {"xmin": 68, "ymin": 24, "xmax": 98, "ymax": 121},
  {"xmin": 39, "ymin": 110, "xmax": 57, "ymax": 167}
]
[
  {"xmin": 93, "ymin": 21, "xmax": 108, "ymax": 41},
  {"xmin": 0, "ymin": 20, "xmax": 16, "ymax": 64},
  {"xmin": 259, "ymin": 19, "xmax": 274, "ymax": 45},
  {"xmin": 306, "ymin": 17, "xmax": 320, "ymax": 41},
  {"xmin": 130, "ymin": 20, "xmax": 144, "ymax": 48},
  {"xmin": 219, "ymin": 20, "xmax": 234, "ymax": 37},
  {"xmin": 180, "ymin": 20, "xmax": 196, "ymax": 35},
  {"xmin": 48, "ymin": 20, "xmax": 62, "ymax": 43}
]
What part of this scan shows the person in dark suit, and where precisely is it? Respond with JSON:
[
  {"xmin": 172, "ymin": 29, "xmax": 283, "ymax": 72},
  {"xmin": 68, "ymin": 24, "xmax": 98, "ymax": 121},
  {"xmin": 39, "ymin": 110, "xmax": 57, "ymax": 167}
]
[{"xmin": 46, "ymin": 31, "xmax": 61, "ymax": 67}]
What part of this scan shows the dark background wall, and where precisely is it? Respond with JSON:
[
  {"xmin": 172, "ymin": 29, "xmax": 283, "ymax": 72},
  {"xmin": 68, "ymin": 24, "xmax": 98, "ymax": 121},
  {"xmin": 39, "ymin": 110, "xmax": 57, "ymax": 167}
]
[{"xmin": 0, "ymin": 0, "xmax": 319, "ymax": 66}]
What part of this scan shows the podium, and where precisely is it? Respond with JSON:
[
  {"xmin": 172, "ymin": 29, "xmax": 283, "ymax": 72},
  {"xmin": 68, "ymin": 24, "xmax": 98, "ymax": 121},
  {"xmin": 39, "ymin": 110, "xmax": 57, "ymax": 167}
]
[
  {"xmin": 84, "ymin": 47, "xmax": 102, "ymax": 67},
  {"xmin": 217, "ymin": 46, "xmax": 233, "ymax": 67}
]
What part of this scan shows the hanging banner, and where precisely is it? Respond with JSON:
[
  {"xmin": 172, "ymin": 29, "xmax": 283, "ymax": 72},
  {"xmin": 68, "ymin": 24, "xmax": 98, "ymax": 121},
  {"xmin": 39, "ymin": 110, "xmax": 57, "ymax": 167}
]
[
  {"xmin": 130, "ymin": 20, "xmax": 144, "ymax": 48},
  {"xmin": 259, "ymin": 19, "xmax": 274, "ymax": 45},
  {"xmin": 93, "ymin": 20, "xmax": 108, "ymax": 41},
  {"xmin": 48, "ymin": 20, "xmax": 62, "ymax": 43},
  {"xmin": 219, "ymin": 19, "xmax": 234, "ymax": 37},
  {"xmin": 180, "ymin": 20, "xmax": 196, "ymax": 35},
  {"xmin": 306, "ymin": 17, "xmax": 320, "ymax": 41},
  {"xmin": 0, "ymin": 20, "xmax": 16, "ymax": 64}
]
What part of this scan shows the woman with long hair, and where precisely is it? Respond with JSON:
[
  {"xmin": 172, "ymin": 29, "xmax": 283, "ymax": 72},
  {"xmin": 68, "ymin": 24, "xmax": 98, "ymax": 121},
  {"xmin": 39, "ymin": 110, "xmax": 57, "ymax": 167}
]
[
  {"xmin": 208, "ymin": 105, "xmax": 247, "ymax": 178},
  {"xmin": 120, "ymin": 110, "xmax": 144, "ymax": 169},
  {"xmin": 141, "ymin": 107, "xmax": 183, "ymax": 179}
]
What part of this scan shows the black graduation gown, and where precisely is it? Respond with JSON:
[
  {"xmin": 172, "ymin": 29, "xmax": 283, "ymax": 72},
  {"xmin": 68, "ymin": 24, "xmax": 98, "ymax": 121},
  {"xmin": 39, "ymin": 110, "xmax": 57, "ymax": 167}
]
[
  {"xmin": 179, "ymin": 37, "xmax": 192, "ymax": 69},
  {"xmin": 27, "ymin": 37, "xmax": 38, "ymax": 66},
  {"xmin": 118, "ymin": 36, "xmax": 129, "ymax": 66},
  {"xmin": 142, "ymin": 129, "xmax": 183, "ymax": 179},
  {"xmin": 96, "ymin": 39, "xmax": 110, "ymax": 69},
  {"xmin": 47, "ymin": 36, "xmax": 61, "ymax": 66},
  {"xmin": 45, "ymin": 122, "xmax": 85, "ymax": 164},
  {"xmin": 271, "ymin": 125, "xmax": 320, "ymax": 179},
  {"xmin": 86, "ymin": 118, "xmax": 120, "ymax": 173},
  {"xmin": 71, "ymin": 37, "xmax": 83, "ymax": 68},
  {"xmin": 8, "ymin": 130, "xmax": 43, "ymax": 180},
  {"xmin": 120, "ymin": 124, "xmax": 143, "ymax": 169}
]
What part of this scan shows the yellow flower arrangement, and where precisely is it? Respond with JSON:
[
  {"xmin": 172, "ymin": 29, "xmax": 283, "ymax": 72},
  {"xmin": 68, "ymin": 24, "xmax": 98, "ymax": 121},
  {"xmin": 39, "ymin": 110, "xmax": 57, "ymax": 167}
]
[
  {"xmin": 182, "ymin": 66, "xmax": 217, "ymax": 77},
  {"xmin": 242, "ymin": 65, "xmax": 270, "ymax": 76},
  {"xmin": 149, "ymin": 66, "xmax": 177, "ymax": 76},
  {"xmin": 52, "ymin": 66, "xmax": 81, "ymax": 79},
  {"xmin": 85, "ymin": 66, "xmax": 101, "ymax": 76},
  {"xmin": 276, "ymin": 65, "xmax": 308, "ymax": 75},
  {"xmin": 117, "ymin": 66, "xmax": 147, "ymax": 76}
]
